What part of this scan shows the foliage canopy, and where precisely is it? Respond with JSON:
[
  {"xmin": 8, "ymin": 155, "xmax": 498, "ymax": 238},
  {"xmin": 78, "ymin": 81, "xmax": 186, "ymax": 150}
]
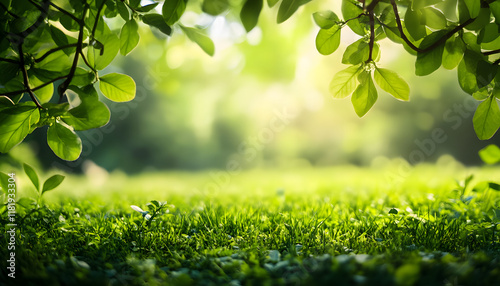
[{"xmin": 0, "ymin": 0, "xmax": 500, "ymax": 161}]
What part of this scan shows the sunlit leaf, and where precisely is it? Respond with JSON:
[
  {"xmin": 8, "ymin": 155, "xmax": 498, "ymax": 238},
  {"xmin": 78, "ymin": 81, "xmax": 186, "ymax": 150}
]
[
  {"xmin": 23, "ymin": 163, "xmax": 40, "ymax": 192},
  {"xmin": 374, "ymin": 67, "xmax": 410, "ymax": 101},
  {"xmin": 99, "ymin": 73, "xmax": 136, "ymax": 102},
  {"xmin": 42, "ymin": 174, "xmax": 65, "ymax": 194},
  {"xmin": 120, "ymin": 19, "xmax": 140, "ymax": 56},
  {"xmin": 47, "ymin": 121, "xmax": 82, "ymax": 161},
  {"xmin": 329, "ymin": 65, "xmax": 362, "ymax": 99},
  {"xmin": 313, "ymin": 10, "xmax": 339, "ymax": 29},
  {"xmin": 0, "ymin": 103, "xmax": 40, "ymax": 153},
  {"xmin": 464, "ymin": 0, "xmax": 480, "ymax": 18},
  {"xmin": 351, "ymin": 71, "xmax": 378, "ymax": 117},
  {"xmin": 180, "ymin": 25, "xmax": 215, "ymax": 56},
  {"xmin": 479, "ymin": 144, "xmax": 500, "ymax": 164},
  {"xmin": 203, "ymin": 0, "xmax": 229, "ymax": 15},
  {"xmin": 64, "ymin": 86, "xmax": 111, "ymax": 130},
  {"xmin": 316, "ymin": 24, "xmax": 341, "ymax": 55},
  {"xmin": 473, "ymin": 96, "xmax": 500, "ymax": 140},
  {"xmin": 442, "ymin": 36, "xmax": 465, "ymax": 70}
]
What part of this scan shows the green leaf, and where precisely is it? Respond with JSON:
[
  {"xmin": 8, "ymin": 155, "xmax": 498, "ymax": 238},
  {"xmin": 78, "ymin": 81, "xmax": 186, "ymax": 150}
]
[
  {"xmin": 0, "ymin": 61, "xmax": 19, "ymax": 85},
  {"xmin": 342, "ymin": 39, "xmax": 379, "ymax": 65},
  {"xmin": 389, "ymin": 208, "xmax": 398, "ymax": 215},
  {"xmin": 341, "ymin": 0, "xmax": 365, "ymax": 36},
  {"xmin": 116, "ymin": 0, "xmax": 130, "ymax": 21},
  {"xmin": 329, "ymin": 65, "xmax": 362, "ymax": 99},
  {"xmin": 415, "ymin": 47, "xmax": 444, "ymax": 76},
  {"xmin": 313, "ymin": 10, "xmax": 339, "ymax": 29},
  {"xmin": 421, "ymin": 7, "xmax": 447, "ymax": 29},
  {"xmin": 203, "ymin": 0, "xmax": 229, "ymax": 16},
  {"xmin": 479, "ymin": 144, "xmax": 500, "ymax": 164},
  {"xmin": 64, "ymin": 85, "xmax": 111, "ymax": 130},
  {"xmin": 36, "ymin": 50, "xmax": 71, "ymax": 72},
  {"xmin": 142, "ymin": 14, "xmax": 172, "ymax": 36},
  {"xmin": 29, "ymin": 73, "xmax": 54, "ymax": 104},
  {"xmin": 373, "ymin": 67, "xmax": 410, "ymax": 101},
  {"xmin": 47, "ymin": 121, "xmax": 82, "ymax": 161},
  {"xmin": 87, "ymin": 23, "xmax": 120, "ymax": 70},
  {"xmin": 316, "ymin": 24, "xmax": 341, "ymax": 55},
  {"xmin": 48, "ymin": 25, "xmax": 75, "ymax": 55},
  {"xmin": 490, "ymin": 1, "xmax": 500, "ymax": 25},
  {"xmin": 99, "ymin": 73, "xmax": 136, "ymax": 102},
  {"xmin": 464, "ymin": 0, "xmax": 480, "ymax": 18},
  {"xmin": 489, "ymin": 182, "xmax": 500, "ymax": 191},
  {"xmin": 473, "ymin": 96, "xmax": 500, "ymax": 140},
  {"xmin": 458, "ymin": 50, "xmax": 482, "ymax": 94},
  {"xmin": 240, "ymin": 0, "xmax": 263, "ymax": 32},
  {"xmin": 476, "ymin": 60, "xmax": 498, "ymax": 89},
  {"xmin": 23, "ymin": 163, "xmax": 40, "ymax": 192},
  {"xmin": 268, "ymin": 0, "xmax": 279, "ymax": 7},
  {"xmin": 0, "ymin": 103, "xmax": 40, "ymax": 153},
  {"xmin": 180, "ymin": 25, "xmax": 215, "ymax": 56},
  {"xmin": 42, "ymin": 174, "xmax": 65, "ymax": 194},
  {"xmin": 120, "ymin": 19, "xmax": 140, "ymax": 56},
  {"xmin": 70, "ymin": 67, "xmax": 95, "ymax": 86},
  {"xmin": 136, "ymin": 3, "xmax": 160, "ymax": 12},
  {"xmin": 442, "ymin": 36, "xmax": 465, "ymax": 70},
  {"xmin": 277, "ymin": 0, "xmax": 311, "ymax": 24},
  {"xmin": 351, "ymin": 71, "xmax": 378, "ymax": 117},
  {"xmin": 0, "ymin": 172, "xmax": 9, "ymax": 194},
  {"xmin": 162, "ymin": 0, "xmax": 187, "ymax": 25},
  {"xmin": 405, "ymin": 7, "xmax": 427, "ymax": 41}
]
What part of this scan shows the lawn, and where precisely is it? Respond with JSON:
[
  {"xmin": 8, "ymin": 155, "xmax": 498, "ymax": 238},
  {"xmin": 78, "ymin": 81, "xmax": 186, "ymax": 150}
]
[{"xmin": 1, "ymin": 163, "xmax": 500, "ymax": 285}]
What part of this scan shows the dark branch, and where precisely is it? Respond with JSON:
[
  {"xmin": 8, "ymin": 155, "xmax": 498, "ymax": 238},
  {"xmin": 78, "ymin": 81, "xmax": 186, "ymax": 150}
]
[
  {"xmin": 390, "ymin": 0, "xmax": 474, "ymax": 54},
  {"xmin": 483, "ymin": 49, "xmax": 500, "ymax": 56},
  {"xmin": 18, "ymin": 44, "xmax": 43, "ymax": 109},
  {"xmin": 91, "ymin": 0, "xmax": 108, "ymax": 38},
  {"xmin": 368, "ymin": 10, "xmax": 375, "ymax": 62},
  {"xmin": 58, "ymin": 5, "xmax": 88, "ymax": 99},
  {"xmin": 0, "ymin": 57, "xmax": 18, "ymax": 64},
  {"xmin": 0, "ymin": 2, "xmax": 19, "ymax": 18},
  {"xmin": 0, "ymin": 75, "xmax": 68, "ymax": 97},
  {"xmin": 35, "ymin": 43, "xmax": 79, "ymax": 63},
  {"xmin": 365, "ymin": 0, "xmax": 381, "ymax": 12},
  {"xmin": 49, "ymin": 2, "xmax": 81, "ymax": 24}
]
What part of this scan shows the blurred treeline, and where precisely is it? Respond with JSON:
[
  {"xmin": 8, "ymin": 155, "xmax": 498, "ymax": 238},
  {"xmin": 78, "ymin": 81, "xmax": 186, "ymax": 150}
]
[{"xmin": 3, "ymin": 1, "xmax": 500, "ymax": 173}]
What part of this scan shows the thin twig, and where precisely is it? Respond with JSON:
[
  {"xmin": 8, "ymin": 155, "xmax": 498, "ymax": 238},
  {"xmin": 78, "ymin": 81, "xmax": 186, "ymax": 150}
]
[
  {"xmin": 0, "ymin": 2, "xmax": 19, "ymax": 18},
  {"xmin": 91, "ymin": 0, "xmax": 108, "ymax": 38},
  {"xmin": 79, "ymin": 51, "xmax": 97, "ymax": 73},
  {"xmin": 390, "ymin": 0, "xmax": 474, "ymax": 53},
  {"xmin": 483, "ymin": 49, "xmax": 500, "ymax": 56},
  {"xmin": 58, "ymin": 5, "xmax": 88, "ymax": 99},
  {"xmin": 35, "ymin": 43, "xmax": 79, "ymax": 63},
  {"xmin": 0, "ymin": 75, "xmax": 69, "ymax": 97},
  {"xmin": 0, "ymin": 57, "xmax": 18, "ymax": 64},
  {"xmin": 18, "ymin": 44, "xmax": 43, "ymax": 109}
]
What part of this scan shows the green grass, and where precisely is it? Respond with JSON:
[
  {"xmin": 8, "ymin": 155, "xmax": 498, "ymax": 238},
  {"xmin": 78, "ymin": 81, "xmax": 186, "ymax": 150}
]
[{"xmin": 1, "ymin": 164, "xmax": 500, "ymax": 285}]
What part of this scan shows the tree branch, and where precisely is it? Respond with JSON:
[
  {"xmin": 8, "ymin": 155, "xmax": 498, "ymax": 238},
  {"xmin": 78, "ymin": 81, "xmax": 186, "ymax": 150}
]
[
  {"xmin": 0, "ymin": 75, "xmax": 69, "ymax": 98},
  {"xmin": 35, "ymin": 43, "xmax": 79, "ymax": 63},
  {"xmin": 18, "ymin": 44, "xmax": 42, "ymax": 109},
  {"xmin": 390, "ymin": 0, "xmax": 475, "ymax": 54},
  {"xmin": 91, "ymin": 0, "xmax": 108, "ymax": 38},
  {"xmin": 58, "ymin": 5, "xmax": 88, "ymax": 100},
  {"xmin": 368, "ymin": 10, "xmax": 375, "ymax": 62},
  {"xmin": 0, "ymin": 57, "xmax": 18, "ymax": 64},
  {"xmin": 365, "ymin": 0, "xmax": 381, "ymax": 12},
  {"xmin": 49, "ymin": 2, "xmax": 81, "ymax": 24},
  {"xmin": 483, "ymin": 49, "xmax": 500, "ymax": 56}
]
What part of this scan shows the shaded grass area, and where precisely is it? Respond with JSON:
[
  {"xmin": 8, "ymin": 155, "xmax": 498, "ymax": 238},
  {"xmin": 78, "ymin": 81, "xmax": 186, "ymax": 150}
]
[{"xmin": 1, "ymin": 164, "xmax": 500, "ymax": 285}]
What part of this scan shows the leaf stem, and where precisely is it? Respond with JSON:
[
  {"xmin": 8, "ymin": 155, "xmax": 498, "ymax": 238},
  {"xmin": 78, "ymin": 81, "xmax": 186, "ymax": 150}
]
[{"xmin": 0, "ymin": 57, "xmax": 18, "ymax": 64}]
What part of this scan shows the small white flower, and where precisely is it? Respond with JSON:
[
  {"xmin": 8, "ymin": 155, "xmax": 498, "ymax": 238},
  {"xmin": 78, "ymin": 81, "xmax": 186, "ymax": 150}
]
[{"xmin": 131, "ymin": 205, "xmax": 152, "ymax": 220}]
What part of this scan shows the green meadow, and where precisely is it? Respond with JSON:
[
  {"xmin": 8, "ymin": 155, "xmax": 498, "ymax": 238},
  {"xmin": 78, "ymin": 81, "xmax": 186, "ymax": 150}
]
[{"xmin": 2, "ymin": 163, "xmax": 499, "ymax": 285}]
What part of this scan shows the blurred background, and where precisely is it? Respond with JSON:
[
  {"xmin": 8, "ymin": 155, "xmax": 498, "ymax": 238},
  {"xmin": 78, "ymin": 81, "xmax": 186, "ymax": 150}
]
[{"xmin": 1, "ymin": 0, "xmax": 499, "ymax": 174}]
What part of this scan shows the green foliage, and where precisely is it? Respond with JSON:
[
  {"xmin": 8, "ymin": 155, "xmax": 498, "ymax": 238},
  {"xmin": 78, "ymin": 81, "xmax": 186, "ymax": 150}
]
[
  {"xmin": 2, "ymin": 0, "xmax": 500, "ymax": 163},
  {"xmin": 479, "ymin": 144, "xmax": 500, "ymax": 165},
  {"xmin": 21, "ymin": 163, "xmax": 65, "ymax": 205}
]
